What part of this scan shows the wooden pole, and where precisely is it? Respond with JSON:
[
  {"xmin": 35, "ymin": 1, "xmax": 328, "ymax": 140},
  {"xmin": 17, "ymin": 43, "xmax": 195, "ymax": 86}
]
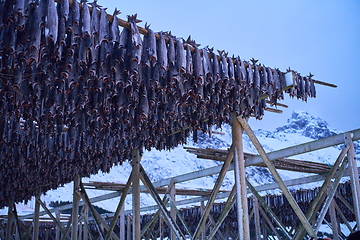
[
  {"xmin": 131, "ymin": 149, "xmax": 141, "ymax": 240},
  {"xmin": 127, "ymin": 215, "xmax": 131, "ymax": 240},
  {"xmin": 6, "ymin": 201, "xmax": 14, "ymax": 240},
  {"xmin": 345, "ymin": 132, "xmax": 360, "ymax": 230},
  {"xmin": 192, "ymin": 145, "xmax": 235, "ymax": 240},
  {"xmin": 170, "ymin": 180, "xmax": 176, "ymax": 240},
  {"xmin": 33, "ymin": 189, "xmax": 41, "ymax": 240},
  {"xmin": 200, "ymin": 201, "xmax": 205, "ymax": 240},
  {"xmin": 329, "ymin": 199, "xmax": 339, "ymax": 240},
  {"xmin": 294, "ymin": 144, "xmax": 349, "ymax": 239},
  {"xmin": 56, "ymin": 210, "xmax": 60, "ymax": 240},
  {"xmin": 106, "ymin": 171, "xmax": 133, "ymax": 240},
  {"xmin": 253, "ymin": 196, "xmax": 261, "ymax": 240},
  {"xmin": 237, "ymin": 116, "xmax": 316, "ymax": 237},
  {"xmin": 71, "ymin": 174, "xmax": 80, "ymax": 240},
  {"xmin": 232, "ymin": 114, "xmax": 250, "ymax": 240},
  {"xmin": 83, "ymin": 203, "xmax": 88, "ymax": 240},
  {"xmin": 120, "ymin": 205, "xmax": 125, "ymax": 240}
]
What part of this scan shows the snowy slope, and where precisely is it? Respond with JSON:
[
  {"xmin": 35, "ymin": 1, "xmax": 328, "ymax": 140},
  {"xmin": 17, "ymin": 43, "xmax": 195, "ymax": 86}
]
[{"xmin": 2, "ymin": 111, "xmax": 358, "ymax": 214}]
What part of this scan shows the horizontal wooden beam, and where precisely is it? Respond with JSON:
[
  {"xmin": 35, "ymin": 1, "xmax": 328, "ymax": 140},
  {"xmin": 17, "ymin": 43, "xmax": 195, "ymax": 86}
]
[{"xmin": 245, "ymin": 128, "xmax": 360, "ymax": 166}]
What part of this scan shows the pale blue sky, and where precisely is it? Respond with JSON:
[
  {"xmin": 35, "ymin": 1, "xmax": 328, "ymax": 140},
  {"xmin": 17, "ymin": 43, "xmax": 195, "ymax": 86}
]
[{"xmin": 100, "ymin": 0, "xmax": 360, "ymax": 132}]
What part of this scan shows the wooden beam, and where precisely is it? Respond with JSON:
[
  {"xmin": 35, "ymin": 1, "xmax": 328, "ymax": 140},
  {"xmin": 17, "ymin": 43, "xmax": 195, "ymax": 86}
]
[
  {"xmin": 207, "ymin": 185, "xmax": 236, "ymax": 240},
  {"xmin": 105, "ymin": 172, "xmax": 133, "ymax": 240},
  {"xmin": 237, "ymin": 116, "xmax": 316, "ymax": 237},
  {"xmin": 345, "ymin": 132, "xmax": 360, "ymax": 231},
  {"xmin": 246, "ymin": 178, "xmax": 291, "ymax": 239},
  {"xmin": 139, "ymin": 165, "xmax": 186, "ymax": 239},
  {"xmin": 192, "ymin": 145, "xmax": 235, "ymax": 240},
  {"xmin": 131, "ymin": 149, "xmax": 141, "ymax": 240},
  {"xmin": 170, "ymin": 179, "xmax": 176, "ymax": 240},
  {"xmin": 79, "ymin": 183, "xmax": 120, "ymax": 240},
  {"xmin": 71, "ymin": 175, "xmax": 80, "ymax": 240},
  {"xmin": 245, "ymin": 128, "xmax": 360, "ymax": 166},
  {"xmin": 32, "ymin": 189, "xmax": 41, "ymax": 240},
  {"xmin": 294, "ymin": 144, "xmax": 349, "ymax": 239},
  {"xmin": 329, "ymin": 199, "xmax": 339, "ymax": 240},
  {"xmin": 258, "ymin": 205, "xmax": 282, "ymax": 240},
  {"xmin": 36, "ymin": 199, "xmax": 66, "ymax": 236},
  {"xmin": 232, "ymin": 114, "xmax": 250, "ymax": 240},
  {"xmin": 334, "ymin": 201, "xmax": 353, "ymax": 233},
  {"xmin": 313, "ymin": 158, "xmax": 348, "ymax": 234},
  {"xmin": 119, "ymin": 205, "xmax": 125, "ymax": 240},
  {"xmin": 253, "ymin": 196, "xmax": 261, "ymax": 240}
]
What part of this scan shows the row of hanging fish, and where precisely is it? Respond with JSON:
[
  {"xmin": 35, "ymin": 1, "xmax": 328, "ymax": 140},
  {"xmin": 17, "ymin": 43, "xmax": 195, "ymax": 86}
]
[{"xmin": 0, "ymin": 0, "xmax": 316, "ymax": 208}]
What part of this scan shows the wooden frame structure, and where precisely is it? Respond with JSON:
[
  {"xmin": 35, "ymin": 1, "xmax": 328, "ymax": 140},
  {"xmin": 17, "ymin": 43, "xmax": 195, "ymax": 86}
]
[{"xmin": 1, "ymin": 125, "xmax": 359, "ymax": 239}]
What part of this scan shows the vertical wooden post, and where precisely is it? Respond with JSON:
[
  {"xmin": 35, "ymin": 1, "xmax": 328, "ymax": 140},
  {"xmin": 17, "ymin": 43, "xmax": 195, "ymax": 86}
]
[
  {"xmin": 6, "ymin": 201, "xmax": 14, "ymax": 240},
  {"xmin": 120, "ymin": 205, "xmax": 125, "ymax": 240},
  {"xmin": 33, "ymin": 189, "xmax": 41, "ymax": 240},
  {"xmin": 72, "ymin": 174, "xmax": 80, "ymax": 240},
  {"xmin": 132, "ymin": 149, "xmax": 141, "ymax": 240},
  {"xmin": 127, "ymin": 215, "xmax": 131, "ymax": 240},
  {"xmin": 231, "ymin": 113, "xmax": 250, "ymax": 240},
  {"xmin": 55, "ymin": 210, "xmax": 60, "ymax": 240},
  {"xmin": 345, "ymin": 132, "xmax": 360, "ymax": 230},
  {"xmin": 200, "ymin": 201, "xmax": 205, "ymax": 240},
  {"xmin": 253, "ymin": 196, "xmax": 261, "ymax": 240},
  {"xmin": 83, "ymin": 202, "xmax": 88, "ymax": 240},
  {"xmin": 329, "ymin": 199, "xmax": 339, "ymax": 240},
  {"xmin": 170, "ymin": 180, "xmax": 176, "ymax": 240}
]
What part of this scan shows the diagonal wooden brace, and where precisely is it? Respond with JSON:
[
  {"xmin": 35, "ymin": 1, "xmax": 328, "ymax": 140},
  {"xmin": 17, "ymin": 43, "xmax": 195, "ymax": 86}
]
[
  {"xmin": 139, "ymin": 164, "xmax": 186, "ymax": 240},
  {"xmin": 237, "ymin": 116, "xmax": 316, "ymax": 237}
]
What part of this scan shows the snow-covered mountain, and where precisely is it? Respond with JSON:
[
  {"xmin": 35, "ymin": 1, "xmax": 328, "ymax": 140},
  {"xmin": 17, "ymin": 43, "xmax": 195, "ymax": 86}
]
[{"xmin": 3, "ymin": 110, "xmax": 359, "ymax": 214}]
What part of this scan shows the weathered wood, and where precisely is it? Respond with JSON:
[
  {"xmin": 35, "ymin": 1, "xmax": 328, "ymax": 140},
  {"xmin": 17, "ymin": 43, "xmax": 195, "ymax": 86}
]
[
  {"xmin": 36, "ymin": 199, "xmax": 66, "ymax": 235},
  {"xmin": 258, "ymin": 205, "xmax": 282, "ymax": 240},
  {"xmin": 253, "ymin": 196, "xmax": 261, "ymax": 240},
  {"xmin": 32, "ymin": 189, "xmax": 41, "ymax": 240},
  {"xmin": 200, "ymin": 201, "xmax": 205, "ymax": 240},
  {"xmin": 237, "ymin": 116, "xmax": 316, "ymax": 237},
  {"xmin": 131, "ymin": 149, "xmax": 141, "ymax": 240},
  {"xmin": 83, "ymin": 205, "xmax": 88, "ymax": 240},
  {"xmin": 192, "ymin": 145, "xmax": 235, "ymax": 240},
  {"xmin": 245, "ymin": 128, "xmax": 360, "ymax": 166},
  {"xmin": 139, "ymin": 165, "xmax": 186, "ymax": 239},
  {"xmin": 71, "ymin": 175, "xmax": 80, "ymax": 240},
  {"xmin": 119, "ymin": 205, "xmax": 125, "ymax": 240},
  {"xmin": 79, "ymin": 183, "xmax": 120, "ymax": 240},
  {"xmin": 314, "ymin": 158, "xmax": 348, "ymax": 234},
  {"xmin": 170, "ymin": 179, "xmax": 176, "ymax": 240},
  {"xmin": 105, "ymin": 172, "xmax": 133, "ymax": 240},
  {"xmin": 345, "ymin": 132, "xmax": 360, "ymax": 231},
  {"xmin": 294, "ymin": 144, "xmax": 349, "ymax": 239},
  {"xmin": 55, "ymin": 210, "xmax": 60, "ymax": 240},
  {"xmin": 127, "ymin": 215, "xmax": 131, "ymax": 240},
  {"xmin": 232, "ymin": 114, "xmax": 250, "ymax": 240},
  {"xmin": 168, "ymin": 196, "xmax": 193, "ymax": 237},
  {"xmin": 207, "ymin": 185, "xmax": 236, "ymax": 240},
  {"xmin": 334, "ymin": 201, "xmax": 353, "ymax": 232},
  {"xmin": 246, "ymin": 179, "xmax": 291, "ymax": 239},
  {"xmin": 329, "ymin": 199, "xmax": 339, "ymax": 240}
]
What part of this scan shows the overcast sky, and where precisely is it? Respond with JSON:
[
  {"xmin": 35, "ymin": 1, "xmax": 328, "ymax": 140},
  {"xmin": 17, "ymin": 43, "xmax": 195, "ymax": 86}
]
[{"xmin": 99, "ymin": 0, "xmax": 360, "ymax": 133}]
